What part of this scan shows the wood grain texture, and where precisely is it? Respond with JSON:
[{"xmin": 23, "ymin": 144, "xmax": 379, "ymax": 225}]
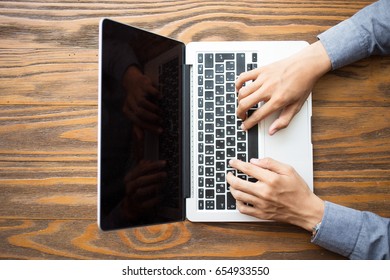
[
  {"xmin": 0, "ymin": 0, "xmax": 388, "ymax": 260},
  {"xmin": 0, "ymin": 220, "xmax": 343, "ymax": 259}
]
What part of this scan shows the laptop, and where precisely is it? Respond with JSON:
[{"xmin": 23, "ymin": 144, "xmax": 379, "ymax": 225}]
[{"xmin": 98, "ymin": 18, "xmax": 313, "ymax": 230}]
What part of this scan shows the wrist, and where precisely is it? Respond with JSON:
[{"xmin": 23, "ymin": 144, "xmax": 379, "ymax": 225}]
[
  {"xmin": 296, "ymin": 195, "xmax": 325, "ymax": 232},
  {"xmin": 303, "ymin": 41, "xmax": 332, "ymax": 79},
  {"xmin": 288, "ymin": 41, "xmax": 331, "ymax": 82}
]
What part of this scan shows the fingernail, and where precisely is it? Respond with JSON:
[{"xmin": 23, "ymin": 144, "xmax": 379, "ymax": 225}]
[
  {"xmin": 269, "ymin": 124, "xmax": 277, "ymax": 135},
  {"xmin": 240, "ymin": 123, "xmax": 246, "ymax": 131},
  {"xmin": 250, "ymin": 158, "xmax": 260, "ymax": 164}
]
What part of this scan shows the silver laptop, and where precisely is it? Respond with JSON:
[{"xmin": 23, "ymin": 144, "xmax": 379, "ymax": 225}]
[{"xmin": 98, "ymin": 18, "xmax": 313, "ymax": 230}]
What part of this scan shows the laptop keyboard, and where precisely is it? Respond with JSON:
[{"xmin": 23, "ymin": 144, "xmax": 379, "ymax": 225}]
[{"xmin": 196, "ymin": 51, "xmax": 259, "ymax": 210}]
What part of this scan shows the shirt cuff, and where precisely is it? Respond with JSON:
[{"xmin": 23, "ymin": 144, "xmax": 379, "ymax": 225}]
[
  {"xmin": 317, "ymin": 19, "xmax": 368, "ymax": 70},
  {"xmin": 311, "ymin": 201, "xmax": 363, "ymax": 258}
]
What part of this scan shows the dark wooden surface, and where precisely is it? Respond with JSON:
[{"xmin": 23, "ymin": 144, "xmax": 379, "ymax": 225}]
[{"xmin": 0, "ymin": 0, "xmax": 388, "ymax": 260}]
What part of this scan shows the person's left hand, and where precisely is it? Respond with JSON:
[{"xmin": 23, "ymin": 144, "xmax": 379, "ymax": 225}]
[{"xmin": 226, "ymin": 158, "xmax": 324, "ymax": 231}]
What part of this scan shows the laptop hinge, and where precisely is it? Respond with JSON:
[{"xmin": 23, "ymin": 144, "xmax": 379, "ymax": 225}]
[{"xmin": 182, "ymin": 64, "xmax": 191, "ymax": 199}]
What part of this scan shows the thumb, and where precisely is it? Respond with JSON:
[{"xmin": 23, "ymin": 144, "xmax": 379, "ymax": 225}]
[{"xmin": 268, "ymin": 104, "xmax": 299, "ymax": 135}]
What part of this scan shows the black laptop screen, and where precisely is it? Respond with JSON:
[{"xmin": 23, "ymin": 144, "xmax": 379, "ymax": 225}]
[{"xmin": 99, "ymin": 19, "xmax": 185, "ymax": 230}]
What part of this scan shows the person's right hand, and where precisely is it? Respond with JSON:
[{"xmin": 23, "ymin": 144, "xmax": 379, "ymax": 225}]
[{"xmin": 236, "ymin": 41, "xmax": 332, "ymax": 135}]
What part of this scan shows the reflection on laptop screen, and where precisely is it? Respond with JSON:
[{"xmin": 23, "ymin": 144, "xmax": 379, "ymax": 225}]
[{"xmin": 99, "ymin": 19, "xmax": 185, "ymax": 230}]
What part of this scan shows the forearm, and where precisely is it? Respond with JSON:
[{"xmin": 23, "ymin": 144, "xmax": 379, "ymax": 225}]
[
  {"xmin": 312, "ymin": 201, "xmax": 390, "ymax": 259},
  {"xmin": 318, "ymin": 0, "xmax": 390, "ymax": 70}
]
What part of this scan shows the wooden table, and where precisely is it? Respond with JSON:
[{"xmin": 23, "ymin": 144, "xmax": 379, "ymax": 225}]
[{"xmin": 0, "ymin": 0, "xmax": 388, "ymax": 260}]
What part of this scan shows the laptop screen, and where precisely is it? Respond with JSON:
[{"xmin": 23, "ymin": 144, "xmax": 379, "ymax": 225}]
[{"xmin": 99, "ymin": 19, "xmax": 186, "ymax": 230}]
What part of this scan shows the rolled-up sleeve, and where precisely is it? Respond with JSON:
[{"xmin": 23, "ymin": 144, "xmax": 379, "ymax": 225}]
[
  {"xmin": 312, "ymin": 201, "xmax": 390, "ymax": 259},
  {"xmin": 317, "ymin": 0, "xmax": 390, "ymax": 69}
]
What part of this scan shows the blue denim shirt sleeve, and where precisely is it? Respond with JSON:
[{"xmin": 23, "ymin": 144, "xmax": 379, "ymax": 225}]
[
  {"xmin": 317, "ymin": 0, "xmax": 390, "ymax": 69},
  {"xmin": 312, "ymin": 201, "xmax": 390, "ymax": 259}
]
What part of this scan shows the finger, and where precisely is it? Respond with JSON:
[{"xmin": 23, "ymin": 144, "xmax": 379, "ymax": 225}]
[
  {"xmin": 235, "ymin": 68, "xmax": 261, "ymax": 91},
  {"xmin": 250, "ymin": 157, "xmax": 291, "ymax": 176},
  {"xmin": 236, "ymin": 89, "xmax": 268, "ymax": 121},
  {"xmin": 241, "ymin": 100, "xmax": 279, "ymax": 131},
  {"xmin": 230, "ymin": 185, "xmax": 258, "ymax": 206},
  {"xmin": 268, "ymin": 103, "xmax": 301, "ymax": 135},
  {"xmin": 228, "ymin": 159, "xmax": 276, "ymax": 191},
  {"xmin": 237, "ymin": 77, "xmax": 265, "ymax": 102},
  {"xmin": 235, "ymin": 200, "xmax": 259, "ymax": 216},
  {"xmin": 229, "ymin": 159, "xmax": 272, "ymax": 181},
  {"xmin": 226, "ymin": 172, "xmax": 258, "ymax": 197}
]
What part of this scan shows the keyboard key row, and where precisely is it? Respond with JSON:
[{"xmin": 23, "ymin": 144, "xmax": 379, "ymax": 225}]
[{"xmin": 198, "ymin": 192, "xmax": 237, "ymax": 210}]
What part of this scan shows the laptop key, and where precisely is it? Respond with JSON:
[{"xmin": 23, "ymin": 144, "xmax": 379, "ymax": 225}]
[
  {"xmin": 205, "ymin": 189, "xmax": 214, "ymax": 199},
  {"xmin": 236, "ymin": 53, "xmax": 245, "ymax": 75},
  {"xmin": 226, "ymin": 93, "xmax": 235, "ymax": 103},
  {"xmin": 226, "ymin": 125, "xmax": 235, "ymax": 135},
  {"xmin": 199, "ymin": 188, "xmax": 204, "ymax": 198},
  {"xmin": 216, "ymin": 128, "xmax": 224, "ymax": 138},
  {"xmin": 216, "ymin": 195, "xmax": 226, "ymax": 209},
  {"xmin": 216, "ymin": 150, "xmax": 225, "ymax": 160},
  {"xmin": 205, "ymin": 123, "xmax": 213, "ymax": 133},
  {"xmin": 216, "ymin": 64, "xmax": 224, "ymax": 73},
  {"xmin": 199, "ymin": 154, "xmax": 204, "ymax": 164},
  {"xmin": 226, "ymin": 72, "xmax": 235, "ymax": 81},
  {"xmin": 205, "ymin": 167, "xmax": 214, "ymax": 176},
  {"xmin": 205, "ymin": 178, "xmax": 214, "ymax": 188},
  {"xmin": 198, "ymin": 53, "xmax": 203, "ymax": 63},
  {"xmin": 226, "ymin": 61, "xmax": 235, "ymax": 70},
  {"xmin": 205, "ymin": 134, "xmax": 214, "ymax": 143},
  {"xmin": 226, "ymin": 83, "xmax": 235, "ymax": 92},
  {"xmin": 198, "ymin": 86, "xmax": 203, "ymax": 96},
  {"xmin": 205, "ymin": 80, "xmax": 214, "ymax": 89},
  {"xmin": 216, "ymin": 184, "xmax": 225, "ymax": 194},
  {"xmin": 198, "ymin": 64, "xmax": 203, "ymax": 74},
  {"xmin": 216, "ymin": 85, "xmax": 224, "ymax": 95},
  {"xmin": 227, "ymin": 192, "xmax": 236, "ymax": 209},
  {"xmin": 205, "ymin": 112, "xmax": 214, "ymax": 122},
  {"xmin": 216, "ymin": 75, "xmax": 224, "ymax": 84},
  {"xmin": 216, "ymin": 53, "xmax": 234, "ymax": 62},
  {"xmin": 205, "ymin": 69, "xmax": 214, "ymax": 79},
  {"xmin": 205, "ymin": 53, "xmax": 213, "ymax": 68},
  {"xmin": 205, "ymin": 145, "xmax": 214, "ymax": 154},
  {"xmin": 216, "ymin": 107, "xmax": 224, "ymax": 116},
  {"xmin": 237, "ymin": 153, "xmax": 246, "ymax": 161},
  {"xmin": 216, "ymin": 161, "xmax": 225, "ymax": 171},
  {"xmin": 205, "ymin": 91, "xmax": 213, "ymax": 100},
  {"xmin": 216, "ymin": 172, "xmax": 225, "ymax": 182},
  {"xmin": 248, "ymin": 110, "xmax": 259, "ymax": 160},
  {"xmin": 206, "ymin": 200, "xmax": 215, "ymax": 210},
  {"xmin": 252, "ymin": 52, "xmax": 257, "ymax": 62}
]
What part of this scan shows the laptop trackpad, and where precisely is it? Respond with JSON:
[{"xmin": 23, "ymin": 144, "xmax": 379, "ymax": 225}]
[{"xmin": 262, "ymin": 101, "xmax": 312, "ymax": 187}]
